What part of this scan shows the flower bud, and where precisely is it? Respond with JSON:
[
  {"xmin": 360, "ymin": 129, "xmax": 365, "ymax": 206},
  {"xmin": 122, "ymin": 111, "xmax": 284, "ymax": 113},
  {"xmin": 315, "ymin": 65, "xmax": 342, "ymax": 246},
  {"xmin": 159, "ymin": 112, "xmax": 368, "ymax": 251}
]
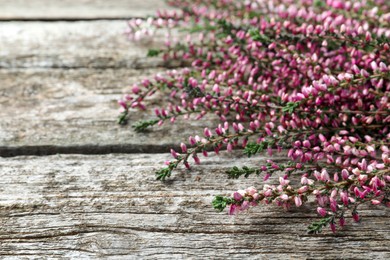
[{"xmin": 317, "ymin": 207, "xmax": 327, "ymax": 217}]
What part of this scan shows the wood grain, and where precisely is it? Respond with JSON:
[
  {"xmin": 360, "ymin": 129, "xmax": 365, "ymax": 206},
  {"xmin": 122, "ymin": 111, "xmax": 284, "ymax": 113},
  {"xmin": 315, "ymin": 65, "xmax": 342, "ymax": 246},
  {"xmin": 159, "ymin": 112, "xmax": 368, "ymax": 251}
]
[
  {"xmin": 0, "ymin": 153, "xmax": 389, "ymax": 259},
  {"xmin": 0, "ymin": 68, "xmax": 210, "ymax": 156},
  {"xmin": 0, "ymin": 21, "xmax": 191, "ymax": 155},
  {"xmin": 0, "ymin": 21, "xmax": 181, "ymax": 69},
  {"xmin": 0, "ymin": 0, "xmax": 171, "ymax": 20}
]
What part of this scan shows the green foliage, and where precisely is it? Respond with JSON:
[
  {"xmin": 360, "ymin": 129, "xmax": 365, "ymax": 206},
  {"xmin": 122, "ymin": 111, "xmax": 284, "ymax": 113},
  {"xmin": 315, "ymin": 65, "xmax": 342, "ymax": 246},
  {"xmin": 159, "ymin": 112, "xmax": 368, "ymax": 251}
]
[
  {"xmin": 244, "ymin": 141, "xmax": 273, "ymax": 157},
  {"xmin": 147, "ymin": 49, "xmax": 163, "ymax": 57},
  {"xmin": 214, "ymin": 20, "xmax": 237, "ymax": 38},
  {"xmin": 156, "ymin": 160, "xmax": 183, "ymax": 181},
  {"xmin": 212, "ymin": 196, "xmax": 234, "ymax": 212},
  {"xmin": 249, "ymin": 28, "xmax": 272, "ymax": 44},
  {"xmin": 308, "ymin": 216, "xmax": 333, "ymax": 234},
  {"xmin": 313, "ymin": 0, "xmax": 326, "ymax": 8},
  {"xmin": 118, "ymin": 111, "xmax": 128, "ymax": 125},
  {"xmin": 132, "ymin": 119, "xmax": 160, "ymax": 132},
  {"xmin": 282, "ymin": 102, "xmax": 300, "ymax": 114},
  {"xmin": 156, "ymin": 167, "xmax": 172, "ymax": 181},
  {"xmin": 226, "ymin": 166, "xmax": 260, "ymax": 179}
]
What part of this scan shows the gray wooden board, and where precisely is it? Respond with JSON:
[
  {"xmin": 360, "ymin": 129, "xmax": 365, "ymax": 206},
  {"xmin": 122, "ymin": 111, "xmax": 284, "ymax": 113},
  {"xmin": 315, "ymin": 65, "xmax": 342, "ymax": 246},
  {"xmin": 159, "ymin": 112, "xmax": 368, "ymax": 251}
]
[
  {"xmin": 0, "ymin": 0, "xmax": 171, "ymax": 20},
  {"xmin": 0, "ymin": 153, "xmax": 389, "ymax": 259},
  {"xmin": 0, "ymin": 68, "xmax": 211, "ymax": 156},
  {"xmin": 0, "ymin": 21, "xmax": 181, "ymax": 69},
  {"xmin": 0, "ymin": 20, "xmax": 191, "ymax": 155}
]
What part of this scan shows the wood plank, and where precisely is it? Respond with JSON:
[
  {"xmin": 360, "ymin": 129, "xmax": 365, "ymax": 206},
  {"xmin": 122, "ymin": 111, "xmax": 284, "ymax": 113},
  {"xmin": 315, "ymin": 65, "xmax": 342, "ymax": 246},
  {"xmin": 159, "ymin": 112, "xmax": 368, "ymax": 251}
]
[
  {"xmin": 0, "ymin": 21, "xmax": 189, "ymax": 155},
  {"xmin": 0, "ymin": 153, "xmax": 388, "ymax": 259},
  {"xmin": 0, "ymin": 21, "xmax": 180, "ymax": 69},
  {"xmin": 0, "ymin": 68, "xmax": 209, "ymax": 156},
  {"xmin": 0, "ymin": 0, "xmax": 170, "ymax": 20}
]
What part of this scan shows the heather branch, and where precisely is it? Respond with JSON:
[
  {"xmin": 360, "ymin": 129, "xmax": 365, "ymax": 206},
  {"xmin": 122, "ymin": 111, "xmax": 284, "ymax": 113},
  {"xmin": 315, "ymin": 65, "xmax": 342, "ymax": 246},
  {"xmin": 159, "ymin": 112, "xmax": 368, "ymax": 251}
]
[{"xmin": 121, "ymin": 0, "xmax": 390, "ymax": 234}]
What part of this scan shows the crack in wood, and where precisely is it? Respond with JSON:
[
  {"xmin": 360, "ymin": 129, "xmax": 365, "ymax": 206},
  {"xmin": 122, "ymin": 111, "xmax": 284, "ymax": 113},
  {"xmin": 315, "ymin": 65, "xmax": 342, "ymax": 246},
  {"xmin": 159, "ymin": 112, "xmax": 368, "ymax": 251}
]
[{"xmin": 0, "ymin": 144, "xmax": 179, "ymax": 157}]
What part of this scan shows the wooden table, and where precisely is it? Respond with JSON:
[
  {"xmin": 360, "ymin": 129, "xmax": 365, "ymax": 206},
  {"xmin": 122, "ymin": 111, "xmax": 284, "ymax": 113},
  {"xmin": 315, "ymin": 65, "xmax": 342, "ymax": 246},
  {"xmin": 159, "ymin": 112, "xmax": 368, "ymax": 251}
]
[{"xmin": 0, "ymin": 1, "xmax": 389, "ymax": 259}]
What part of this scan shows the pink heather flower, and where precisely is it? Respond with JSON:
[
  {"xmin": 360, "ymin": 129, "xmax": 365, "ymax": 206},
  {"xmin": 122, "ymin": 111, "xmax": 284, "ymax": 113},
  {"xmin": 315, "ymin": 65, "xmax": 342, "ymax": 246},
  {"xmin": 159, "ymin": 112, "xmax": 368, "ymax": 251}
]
[
  {"xmin": 348, "ymin": 136, "xmax": 358, "ymax": 143},
  {"xmin": 321, "ymin": 169, "xmax": 330, "ymax": 182},
  {"xmin": 263, "ymin": 173, "xmax": 271, "ymax": 181},
  {"xmin": 184, "ymin": 162, "xmax": 190, "ymax": 170},
  {"xmin": 203, "ymin": 128, "xmax": 212, "ymax": 138},
  {"xmin": 252, "ymin": 193, "xmax": 260, "ymax": 201},
  {"xmin": 297, "ymin": 186, "xmax": 309, "ymax": 194},
  {"xmin": 170, "ymin": 149, "xmax": 178, "ymax": 159},
  {"xmin": 330, "ymin": 198, "xmax": 338, "ymax": 212},
  {"xmin": 376, "ymin": 164, "xmax": 385, "ymax": 169},
  {"xmin": 330, "ymin": 222, "xmax": 336, "ymax": 233},
  {"xmin": 229, "ymin": 204, "xmax": 239, "ymax": 215},
  {"xmin": 280, "ymin": 194, "xmax": 289, "ymax": 201},
  {"xmin": 154, "ymin": 108, "xmax": 161, "ymax": 117},
  {"xmin": 303, "ymin": 140, "xmax": 311, "ymax": 148},
  {"xmin": 241, "ymin": 201, "xmax": 250, "ymax": 211},
  {"xmin": 132, "ymin": 85, "xmax": 140, "ymax": 94},
  {"xmin": 118, "ymin": 100, "xmax": 127, "ymax": 109},
  {"xmin": 279, "ymin": 177, "xmax": 290, "ymax": 186},
  {"xmin": 359, "ymin": 159, "xmax": 368, "ymax": 171},
  {"xmin": 212, "ymin": 84, "xmax": 220, "ymax": 93},
  {"xmin": 264, "ymin": 188, "xmax": 273, "ymax": 197},
  {"xmin": 317, "ymin": 207, "xmax": 327, "ymax": 217},
  {"xmin": 233, "ymin": 190, "xmax": 244, "ymax": 201},
  {"xmin": 339, "ymin": 217, "xmax": 345, "ymax": 227},
  {"xmin": 193, "ymin": 155, "xmax": 200, "ymax": 164},
  {"xmin": 371, "ymin": 61, "xmax": 379, "ymax": 71},
  {"xmin": 313, "ymin": 171, "xmax": 321, "ymax": 181},
  {"xmin": 318, "ymin": 134, "xmax": 327, "ymax": 142},
  {"xmin": 294, "ymin": 196, "xmax": 302, "ymax": 207},
  {"xmin": 180, "ymin": 143, "xmax": 187, "ymax": 153},
  {"xmin": 227, "ymin": 143, "xmax": 233, "ymax": 152},
  {"xmin": 189, "ymin": 136, "xmax": 196, "ymax": 146},
  {"xmin": 358, "ymin": 174, "xmax": 368, "ymax": 184},
  {"xmin": 246, "ymin": 187, "xmax": 257, "ymax": 196},
  {"xmin": 340, "ymin": 191, "xmax": 349, "ymax": 206},
  {"xmin": 352, "ymin": 212, "xmax": 360, "ymax": 222},
  {"xmin": 341, "ymin": 169, "xmax": 349, "ymax": 180}
]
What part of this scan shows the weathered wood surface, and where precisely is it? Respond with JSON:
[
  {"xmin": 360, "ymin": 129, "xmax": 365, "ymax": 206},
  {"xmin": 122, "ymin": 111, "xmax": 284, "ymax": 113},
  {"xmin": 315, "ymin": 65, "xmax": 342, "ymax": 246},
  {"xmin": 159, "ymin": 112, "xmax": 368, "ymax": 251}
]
[
  {"xmin": 0, "ymin": 153, "xmax": 389, "ymax": 259},
  {"xmin": 0, "ymin": 0, "xmax": 170, "ymax": 20},
  {"xmin": 0, "ymin": 21, "xmax": 178, "ymax": 69},
  {"xmin": 0, "ymin": 20, "xmax": 192, "ymax": 156},
  {"xmin": 0, "ymin": 68, "xmax": 208, "ymax": 156}
]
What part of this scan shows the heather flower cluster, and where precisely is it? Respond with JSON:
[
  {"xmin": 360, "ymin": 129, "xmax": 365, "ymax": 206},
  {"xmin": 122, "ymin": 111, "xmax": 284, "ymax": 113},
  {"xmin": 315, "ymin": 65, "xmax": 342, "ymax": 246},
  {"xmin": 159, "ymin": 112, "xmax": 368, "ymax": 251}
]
[{"xmin": 119, "ymin": 0, "xmax": 390, "ymax": 233}]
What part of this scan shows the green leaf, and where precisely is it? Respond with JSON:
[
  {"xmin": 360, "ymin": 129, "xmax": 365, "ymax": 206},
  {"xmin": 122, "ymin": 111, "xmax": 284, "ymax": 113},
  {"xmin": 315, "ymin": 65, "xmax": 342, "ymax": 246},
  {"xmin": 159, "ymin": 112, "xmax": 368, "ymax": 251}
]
[
  {"xmin": 212, "ymin": 196, "xmax": 234, "ymax": 212},
  {"xmin": 132, "ymin": 119, "xmax": 160, "ymax": 132},
  {"xmin": 156, "ymin": 167, "xmax": 172, "ymax": 181},
  {"xmin": 147, "ymin": 49, "xmax": 163, "ymax": 57},
  {"xmin": 226, "ymin": 165, "xmax": 260, "ymax": 179},
  {"xmin": 248, "ymin": 28, "xmax": 272, "ymax": 44},
  {"xmin": 244, "ymin": 141, "xmax": 270, "ymax": 157},
  {"xmin": 282, "ymin": 102, "xmax": 299, "ymax": 114},
  {"xmin": 313, "ymin": 0, "xmax": 326, "ymax": 8},
  {"xmin": 117, "ymin": 111, "xmax": 128, "ymax": 125},
  {"xmin": 307, "ymin": 216, "xmax": 333, "ymax": 234}
]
